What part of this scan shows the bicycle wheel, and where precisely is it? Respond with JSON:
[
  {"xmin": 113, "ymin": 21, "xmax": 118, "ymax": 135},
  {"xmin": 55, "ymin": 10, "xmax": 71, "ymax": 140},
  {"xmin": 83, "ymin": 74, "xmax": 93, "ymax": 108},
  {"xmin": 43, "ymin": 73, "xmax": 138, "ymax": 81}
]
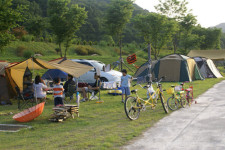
[
  {"xmin": 160, "ymin": 93, "xmax": 169, "ymax": 113},
  {"xmin": 124, "ymin": 96, "xmax": 140, "ymax": 120},
  {"xmin": 167, "ymin": 96, "xmax": 179, "ymax": 111},
  {"xmin": 180, "ymin": 94, "xmax": 187, "ymax": 108}
]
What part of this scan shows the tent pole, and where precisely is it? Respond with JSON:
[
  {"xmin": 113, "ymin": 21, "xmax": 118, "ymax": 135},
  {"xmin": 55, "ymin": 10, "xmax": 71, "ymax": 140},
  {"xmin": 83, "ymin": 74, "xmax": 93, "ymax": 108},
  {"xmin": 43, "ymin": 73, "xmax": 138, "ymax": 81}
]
[
  {"xmin": 148, "ymin": 43, "xmax": 152, "ymax": 84},
  {"xmin": 75, "ymin": 78, "xmax": 79, "ymax": 107}
]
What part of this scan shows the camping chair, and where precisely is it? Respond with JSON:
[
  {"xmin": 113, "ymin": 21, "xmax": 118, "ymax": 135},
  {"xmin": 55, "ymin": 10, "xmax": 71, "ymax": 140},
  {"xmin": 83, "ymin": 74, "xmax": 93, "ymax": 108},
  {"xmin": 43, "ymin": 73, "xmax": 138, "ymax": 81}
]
[
  {"xmin": 87, "ymin": 79, "xmax": 102, "ymax": 102},
  {"xmin": 63, "ymin": 84, "xmax": 76, "ymax": 104},
  {"xmin": 16, "ymin": 86, "xmax": 36, "ymax": 110}
]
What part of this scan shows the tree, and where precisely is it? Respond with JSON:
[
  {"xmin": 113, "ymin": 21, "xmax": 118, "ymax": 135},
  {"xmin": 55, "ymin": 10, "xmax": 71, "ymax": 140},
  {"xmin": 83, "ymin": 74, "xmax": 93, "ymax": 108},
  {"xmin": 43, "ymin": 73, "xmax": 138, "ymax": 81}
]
[
  {"xmin": 0, "ymin": 0, "xmax": 23, "ymax": 52},
  {"xmin": 179, "ymin": 13, "xmax": 200, "ymax": 53},
  {"xmin": 192, "ymin": 26, "xmax": 222, "ymax": 50},
  {"xmin": 133, "ymin": 13, "xmax": 177, "ymax": 59},
  {"xmin": 105, "ymin": 0, "xmax": 134, "ymax": 70},
  {"xmin": 48, "ymin": 0, "xmax": 87, "ymax": 57},
  {"xmin": 155, "ymin": 0, "xmax": 190, "ymax": 53},
  {"xmin": 25, "ymin": 16, "xmax": 47, "ymax": 38}
]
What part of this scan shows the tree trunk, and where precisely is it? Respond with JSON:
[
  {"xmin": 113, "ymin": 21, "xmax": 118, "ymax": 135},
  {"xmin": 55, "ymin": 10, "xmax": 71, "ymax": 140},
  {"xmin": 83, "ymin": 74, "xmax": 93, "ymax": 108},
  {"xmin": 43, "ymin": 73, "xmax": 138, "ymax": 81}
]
[
  {"xmin": 173, "ymin": 42, "xmax": 177, "ymax": 54},
  {"xmin": 59, "ymin": 43, "xmax": 63, "ymax": 57},
  {"xmin": 64, "ymin": 41, "xmax": 69, "ymax": 58}
]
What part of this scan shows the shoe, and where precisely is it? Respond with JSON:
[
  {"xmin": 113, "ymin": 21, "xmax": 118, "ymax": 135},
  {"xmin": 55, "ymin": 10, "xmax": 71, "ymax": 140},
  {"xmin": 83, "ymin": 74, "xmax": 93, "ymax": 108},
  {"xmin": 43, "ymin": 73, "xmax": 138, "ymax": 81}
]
[
  {"xmin": 121, "ymin": 100, "xmax": 125, "ymax": 103},
  {"xmin": 80, "ymin": 98, "xmax": 86, "ymax": 102}
]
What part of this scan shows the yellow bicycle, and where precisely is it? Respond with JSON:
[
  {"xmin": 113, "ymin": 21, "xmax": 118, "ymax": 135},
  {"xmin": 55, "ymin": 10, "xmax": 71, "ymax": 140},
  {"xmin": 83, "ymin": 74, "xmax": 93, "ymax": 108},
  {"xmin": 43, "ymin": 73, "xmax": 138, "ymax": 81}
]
[{"xmin": 124, "ymin": 77, "xmax": 169, "ymax": 120}]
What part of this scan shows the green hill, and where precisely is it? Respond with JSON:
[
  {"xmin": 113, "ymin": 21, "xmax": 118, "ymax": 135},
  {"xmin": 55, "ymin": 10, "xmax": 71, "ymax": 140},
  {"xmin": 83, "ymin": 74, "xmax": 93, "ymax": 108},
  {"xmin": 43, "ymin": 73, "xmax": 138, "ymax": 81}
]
[{"xmin": 12, "ymin": 0, "xmax": 148, "ymax": 43}]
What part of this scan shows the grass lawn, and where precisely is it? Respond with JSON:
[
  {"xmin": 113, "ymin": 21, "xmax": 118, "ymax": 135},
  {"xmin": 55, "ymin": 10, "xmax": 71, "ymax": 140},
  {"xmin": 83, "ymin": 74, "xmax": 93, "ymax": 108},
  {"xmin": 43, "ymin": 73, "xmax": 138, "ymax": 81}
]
[{"xmin": 0, "ymin": 78, "xmax": 224, "ymax": 150}]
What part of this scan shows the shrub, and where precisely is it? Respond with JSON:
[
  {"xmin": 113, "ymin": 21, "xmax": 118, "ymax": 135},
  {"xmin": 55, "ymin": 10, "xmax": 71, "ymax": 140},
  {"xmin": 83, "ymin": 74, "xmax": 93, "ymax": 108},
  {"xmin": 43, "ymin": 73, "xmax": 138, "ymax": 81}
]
[
  {"xmin": 114, "ymin": 48, "xmax": 120, "ymax": 54},
  {"xmin": 21, "ymin": 35, "xmax": 33, "ymax": 42},
  {"xmin": 40, "ymin": 37, "xmax": 44, "ymax": 42},
  {"xmin": 49, "ymin": 38, "xmax": 52, "ymax": 43},
  {"xmin": 89, "ymin": 41, "xmax": 93, "ymax": 46},
  {"xmin": 93, "ymin": 41, "xmax": 98, "ymax": 45},
  {"xmin": 86, "ymin": 46, "xmax": 101, "ymax": 55},
  {"xmin": 77, "ymin": 41, "xmax": 81, "ymax": 45},
  {"xmin": 31, "ymin": 36, "xmax": 35, "ymax": 41},
  {"xmin": 23, "ymin": 50, "xmax": 34, "ymax": 58},
  {"xmin": 12, "ymin": 26, "xmax": 27, "ymax": 39},
  {"xmin": 83, "ymin": 40, "xmax": 87, "ymax": 45},
  {"xmin": 16, "ymin": 46, "xmax": 26, "ymax": 57},
  {"xmin": 99, "ymin": 40, "xmax": 107, "ymax": 46},
  {"xmin": 74, "ymin": 46, "xmax": 101, "ymax": 56},
  {"xmin": 74, "ymin": 46, "xmax": 88, "ymax": 55}
]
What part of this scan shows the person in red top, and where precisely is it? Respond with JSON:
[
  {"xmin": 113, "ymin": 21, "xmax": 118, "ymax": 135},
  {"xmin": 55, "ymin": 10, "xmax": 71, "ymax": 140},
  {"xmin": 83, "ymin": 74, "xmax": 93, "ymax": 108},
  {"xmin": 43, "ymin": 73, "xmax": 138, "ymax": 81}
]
[{"xmin": 53, "ymin": 77, "xmax": 64, "ymax": 106}]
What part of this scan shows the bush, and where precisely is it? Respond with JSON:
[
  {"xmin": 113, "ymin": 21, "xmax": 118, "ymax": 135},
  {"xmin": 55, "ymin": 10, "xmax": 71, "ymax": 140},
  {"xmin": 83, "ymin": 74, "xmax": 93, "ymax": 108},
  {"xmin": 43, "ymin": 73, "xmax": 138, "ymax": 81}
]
[
  {"xmin": 16, "ymin": 46, "xmax": 26, "ymax": 57},
  {"xmin": 21, "ymin": 35, "xmax": 33, "ymax": 42},
  {"xmin": 12, "ymin": 26, "xmax": 27, "ymax": 39},
  {"xmin": 99, "ymin": 40, "xmax": 107, "ymax": 46},
  {"xmin": 74, "ymin": 46, "xmax": 88, "ymax": 55},
  {"xmin": 40, "ymin": 37, "xmax": 44, "ymax": 42},
  {"xmin": 114, "ymin": 48, "xmax": 120, "ymax": 54},
  {"xmin": 23, "ymin": 50, "xmax": 34, "ymax": 58},
  {"xmin": 31, "ymin": 36, "xmax": 35, "ymax": 41},
  {"xmin": 74, "ymin": 46, "xmax": 101, "ymax": 56},
  {"xmin": 49, "ymin": 38, "xmax": 52, "ymax": 43},
  {"xmin": 86, "ymin": 46, "xmax": 101, "ymax": 55}
]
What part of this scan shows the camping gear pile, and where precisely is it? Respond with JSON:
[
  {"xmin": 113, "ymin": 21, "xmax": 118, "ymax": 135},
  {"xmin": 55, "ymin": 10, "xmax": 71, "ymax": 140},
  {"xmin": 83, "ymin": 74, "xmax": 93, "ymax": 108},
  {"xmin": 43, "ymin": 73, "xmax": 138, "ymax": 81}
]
[{"xmin": 49, "ymin": 105, "xmax": 79, "ymax": 122}]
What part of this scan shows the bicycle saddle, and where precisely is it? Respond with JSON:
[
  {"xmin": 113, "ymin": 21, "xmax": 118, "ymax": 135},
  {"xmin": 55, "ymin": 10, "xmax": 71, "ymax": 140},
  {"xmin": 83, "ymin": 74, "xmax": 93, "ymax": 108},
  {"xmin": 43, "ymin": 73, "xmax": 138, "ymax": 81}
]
[
  {"xmin": 131, "ymin": 89, "xmax": 138, "ymax": 93},
  {"xmin": 185, "ymin": 88, "xmax": 192, "ymax": 92},
  {"xmin": 171, "ymin": 85, "xmax": 175, "ymax": 88}
]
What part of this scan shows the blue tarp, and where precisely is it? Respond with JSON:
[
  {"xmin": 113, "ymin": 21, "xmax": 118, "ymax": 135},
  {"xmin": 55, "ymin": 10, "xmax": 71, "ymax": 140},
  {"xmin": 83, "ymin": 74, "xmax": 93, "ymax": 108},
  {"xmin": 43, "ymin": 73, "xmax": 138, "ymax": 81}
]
[{"xmin": 42, "ymin": 69, "xmax": 68, "ymax": 81}]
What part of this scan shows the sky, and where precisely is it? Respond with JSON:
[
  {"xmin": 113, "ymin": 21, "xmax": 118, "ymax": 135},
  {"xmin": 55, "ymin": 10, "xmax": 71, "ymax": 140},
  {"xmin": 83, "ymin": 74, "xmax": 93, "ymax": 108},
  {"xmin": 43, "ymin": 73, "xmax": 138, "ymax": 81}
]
[{"xmin": 135, "ymin": 0, "xmax": 225, "ymax": 28}]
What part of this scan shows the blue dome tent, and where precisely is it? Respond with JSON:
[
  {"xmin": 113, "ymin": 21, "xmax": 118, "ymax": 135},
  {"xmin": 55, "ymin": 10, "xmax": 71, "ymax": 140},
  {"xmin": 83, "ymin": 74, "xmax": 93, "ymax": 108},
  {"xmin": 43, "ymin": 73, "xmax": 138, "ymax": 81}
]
[{"xmin": 42, "ymin": 69, "xmax": 68, "ymax": 81}]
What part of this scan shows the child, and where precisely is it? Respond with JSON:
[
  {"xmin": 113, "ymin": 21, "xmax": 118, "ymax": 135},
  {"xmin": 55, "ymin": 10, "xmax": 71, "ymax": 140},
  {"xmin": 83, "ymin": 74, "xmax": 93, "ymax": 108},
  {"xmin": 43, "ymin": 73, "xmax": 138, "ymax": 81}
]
[
  {"xmin": 53, "ymin": 77, "xmax": 64, "ymax": 106},
  {"xmin": 121, "ymin": 69, "xmax": 132, "ymax": 103}
]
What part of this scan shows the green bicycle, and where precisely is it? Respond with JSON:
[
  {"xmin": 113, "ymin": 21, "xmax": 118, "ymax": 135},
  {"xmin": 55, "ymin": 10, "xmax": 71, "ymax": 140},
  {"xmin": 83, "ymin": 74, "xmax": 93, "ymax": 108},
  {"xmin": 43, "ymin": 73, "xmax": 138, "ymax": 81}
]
[{"xmin": 124, "ymin": 77, "xmax": 169, "ymax": 120}]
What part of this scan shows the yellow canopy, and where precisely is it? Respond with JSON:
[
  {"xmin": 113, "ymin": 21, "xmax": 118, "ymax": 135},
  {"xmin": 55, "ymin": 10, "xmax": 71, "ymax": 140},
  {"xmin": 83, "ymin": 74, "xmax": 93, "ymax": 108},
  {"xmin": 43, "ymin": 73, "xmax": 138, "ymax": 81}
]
[
  {"xmin": 6, "ymin": 57, "xmax": 93, "ymax": 92},
  {"xmin": 188, "ymin": 50, "xmax": 225, "ymax": 60}
]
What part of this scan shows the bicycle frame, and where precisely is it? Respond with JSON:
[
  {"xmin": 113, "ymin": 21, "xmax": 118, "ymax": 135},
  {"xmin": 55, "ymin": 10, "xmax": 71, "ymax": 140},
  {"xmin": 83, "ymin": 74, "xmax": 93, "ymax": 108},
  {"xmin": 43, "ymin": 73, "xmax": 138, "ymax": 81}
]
[{"xmin": 132, "ymin": 82, "xmax": 163, "ymax": 109}]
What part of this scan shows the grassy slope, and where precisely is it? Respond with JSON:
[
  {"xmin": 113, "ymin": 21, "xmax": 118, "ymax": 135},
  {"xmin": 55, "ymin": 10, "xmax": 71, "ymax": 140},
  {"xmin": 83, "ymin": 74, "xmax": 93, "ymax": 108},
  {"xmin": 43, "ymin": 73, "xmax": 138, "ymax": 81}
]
[{"xmin": 0, "ymin": 78, "xmax": 224, "ymax": 150}]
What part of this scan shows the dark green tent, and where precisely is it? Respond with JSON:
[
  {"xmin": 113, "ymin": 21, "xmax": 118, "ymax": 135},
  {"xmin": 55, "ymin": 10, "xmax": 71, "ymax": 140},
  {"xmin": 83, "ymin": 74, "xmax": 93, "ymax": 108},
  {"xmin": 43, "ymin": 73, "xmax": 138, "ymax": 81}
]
[{"xmin": 134, "ymin": 54, "xmax": 203, "ymax": 82}]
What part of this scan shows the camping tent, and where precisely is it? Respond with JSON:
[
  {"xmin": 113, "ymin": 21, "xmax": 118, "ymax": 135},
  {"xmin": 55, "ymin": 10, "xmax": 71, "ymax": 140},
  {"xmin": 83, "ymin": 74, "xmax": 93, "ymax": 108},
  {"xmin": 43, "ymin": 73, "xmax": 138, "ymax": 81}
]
[
  {"xmin": 193, "ymin": 57, "xmax": 223, "ymax": 78},
  {"xmin": 135, "ymin": 54, "xmax": 203, "ymax": 82},
  {"xmin": 5, "ymin": 57, "xmax": 93, "ymax": 95},
  {"xmin": 188, "ymin": 50, "xmax": 225, "ymax": 61},
  {"xmin": 42, "ymin": 69, "xmax": 68, "ymax": 81},
  {"xmin": 0, "ymin": 62, "xmax": 11, "ymax": 105},
  {"xmin": 134, "ymin": 60, "xmax": 157, "ymax": 78}
]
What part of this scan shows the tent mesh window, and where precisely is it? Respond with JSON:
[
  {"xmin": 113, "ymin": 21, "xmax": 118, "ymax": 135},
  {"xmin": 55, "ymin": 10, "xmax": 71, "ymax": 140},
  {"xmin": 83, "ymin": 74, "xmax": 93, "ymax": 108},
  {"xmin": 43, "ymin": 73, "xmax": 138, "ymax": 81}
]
[{"xmin": 0, "ymin": 124, "xmax": 30, "ymax": 132}]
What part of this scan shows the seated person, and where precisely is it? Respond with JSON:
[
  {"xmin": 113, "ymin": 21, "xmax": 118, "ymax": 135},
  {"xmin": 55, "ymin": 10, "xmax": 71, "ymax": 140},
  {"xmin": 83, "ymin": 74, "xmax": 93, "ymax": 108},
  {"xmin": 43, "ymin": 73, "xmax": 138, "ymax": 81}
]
[
  {"xmin": 80, "ymin": 73, "xmax": 101, "ymax": 102},
  {"xmin": 63, "ymin": 74, "xmax": 76, "ymax": 93},
  {"xmin": 33, "ymin": 75, "xmax": 47, "ymax": 99}
]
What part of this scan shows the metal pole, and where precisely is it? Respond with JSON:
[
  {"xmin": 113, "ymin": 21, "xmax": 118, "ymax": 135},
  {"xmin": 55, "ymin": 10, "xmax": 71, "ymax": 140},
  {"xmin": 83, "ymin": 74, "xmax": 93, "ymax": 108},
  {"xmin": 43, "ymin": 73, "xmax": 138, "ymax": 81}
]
[
  {"xmin": 75, "ymin": 79, "xmax": 79, "ymax": 107},
  {"xmin": 120, "ymin": 37, "xmax": 123, "ymax": 71},
  {"xmin": 148, "ymin": 43, "xmax": 152, "ymax": 84}
]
